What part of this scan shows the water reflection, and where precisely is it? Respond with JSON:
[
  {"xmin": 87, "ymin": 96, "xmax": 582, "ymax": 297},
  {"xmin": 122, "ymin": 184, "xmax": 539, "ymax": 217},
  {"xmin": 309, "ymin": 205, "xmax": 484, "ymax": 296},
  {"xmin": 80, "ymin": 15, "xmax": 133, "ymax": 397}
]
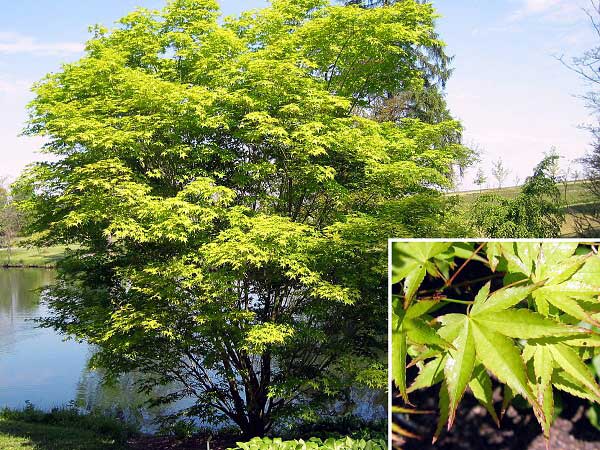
[
  {"xmin": 0, "ymin": 269, "xmax": 385, "ymax": 432},
  {"xmin": 0, "ymin": 269, "xmax": 167, "ymax": 431},
  {"xmin": 0, "ymin": 269, "xmax": 91, "ymax": 410}
]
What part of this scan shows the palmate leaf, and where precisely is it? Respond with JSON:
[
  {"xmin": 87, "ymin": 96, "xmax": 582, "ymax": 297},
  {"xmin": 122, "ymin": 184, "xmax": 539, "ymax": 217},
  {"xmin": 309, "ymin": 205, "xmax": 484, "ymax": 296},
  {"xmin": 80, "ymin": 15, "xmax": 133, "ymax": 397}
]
[
  {"xmin": 392, "ymin": 328, "xmax": 408, "ymax": 403},
  {"xmin": 403, "ymin": 266, "xmax": 426, "ymax": 308},
  {"xmin": 539, "ymin": 242, "xmax": 579, "ymax": 268},
  {"xmin": 501, "ymin": 385, "xmax": 513, "ymax": 420},
  {"xmin": 537, "ymin": 381, "xmax": 554, "ymax": 440},
  {"xmin": 391, "ymin": 242, "xmax": 452, "ymax": 283},
  {"xmin": 485, "ymin": 242, "xmax": 502, "ymax": 272},
  {"xmin": 539, "ymin": 253, "xmax": 591, "ymax": 286},
  {"xmin": 405, "ymin": 299, "xmax": 440, "ymax": 319}
]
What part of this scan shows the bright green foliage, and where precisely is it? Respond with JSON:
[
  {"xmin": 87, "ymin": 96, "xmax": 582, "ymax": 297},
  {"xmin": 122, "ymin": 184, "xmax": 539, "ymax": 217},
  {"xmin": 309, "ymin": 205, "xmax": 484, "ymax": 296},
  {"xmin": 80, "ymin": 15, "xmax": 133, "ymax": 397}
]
[
  {"xmin": 391, "ymin": 241, "xmax": 600, "ymax": 444},
  {"xmin": 229, "ymin": 436, "xmax": 386, "ymax": 450},
  {"xmin": 15, "ymin": 0, "xmax": 468, "ymax": 438}
]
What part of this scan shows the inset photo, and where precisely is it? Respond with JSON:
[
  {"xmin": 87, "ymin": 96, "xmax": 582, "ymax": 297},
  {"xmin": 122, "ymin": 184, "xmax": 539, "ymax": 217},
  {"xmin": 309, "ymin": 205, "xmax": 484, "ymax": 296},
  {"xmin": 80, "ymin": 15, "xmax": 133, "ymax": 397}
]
[{"xmin": 390, "ymin": 240, "xmax": 600, "ymax": 450}]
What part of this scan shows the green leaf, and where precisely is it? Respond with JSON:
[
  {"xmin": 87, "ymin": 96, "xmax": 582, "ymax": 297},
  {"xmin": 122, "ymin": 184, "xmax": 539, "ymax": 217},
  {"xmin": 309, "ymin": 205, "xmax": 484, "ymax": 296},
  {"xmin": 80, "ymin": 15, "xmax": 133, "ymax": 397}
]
[
  {"xmin": 542, "ymin": 254, "xmax": 591, "ymax": 286},
  {"xmin": 471, "ymin": 283, "xmax": 541, "ymax": 315},
  {"xmin": 406, "ymin": 300, "xmax": 440, "ymax": 319},
  {"xmin": 541, "ymin": 291, "xmax": 600, "ymax": 326},
  {"xmin": 473, "ymin": 282, "xmax": 490, "ymax": 308},
  {"xmin": 540, "ymin": 242, "xmax": 579, "ymax": 267},
  {"xmin": 407, "ymin": 357, "xmax": 445, "ymax": 393},
  {"xmin": 407, "ymin": 348, "xmax": 442, "ymax": 367},
  {"xmin": 436, "ymin": 313, "xmax": 467, "ymax": 343},
  {"xmin": 469, "ymin": 365, "xmax": 499, "ymax": 426},
  {"xmin": 540, "ymin": 256, "xmax": 600, "ymax": 297},
  {"xmin": 552, "ymin": 370, "xmax": 600, "ymax": 403},
  {"xmin": 404, "ymin": 318, "xmax": 453, "ymax": 350},
  {"xmin": 536, "ymin": 380, "xmax": 553, "ymax": 440},
  {"xmin": 533, "ymin": 346, "xmax": 554, "ymax": 390},
  {"xmin": 485, "ymin": 242, "xmax": 502, "ymax": 271},
  {"xmin": 392, "ymin": 327, "xmax": 408, "ymax": 403},
  {"xmin": 471, "ymin": 309, "xmax": 575, "ymax": 339},
  {"xmin": 444, "ymin": 318, "xmax": 476, "ymax": 428},
  {"xmin": 411, "ymin": 242, "xmax": 453, "ymax": 262},
  {"xmin": 403, "ymin": 265, "xmax": 426, "ymax": 308},
  {"xmin": 548, "ymin": 343, "xmax": 600, "ymax": 398},
  {"xmin": 532, "ymin": 346, "xmax": 554, "ymax": 439},
  {"xmin": 392, "ymin": 242, "xmax": 452, "ymax": 285},
  {"xmin": 515, "ymin": 242, "xmax": 540, "ymax": 275},
  {"xmin": 501, "ymin": 243, "xmax": 532, "ymax": 276},
  {"xmin": 471, "ymin": 320, "xmax": 538, "ymax": 409},
  {"xmin": 433, "ymin": 381, "xmax": 449, "ymax": 444}
]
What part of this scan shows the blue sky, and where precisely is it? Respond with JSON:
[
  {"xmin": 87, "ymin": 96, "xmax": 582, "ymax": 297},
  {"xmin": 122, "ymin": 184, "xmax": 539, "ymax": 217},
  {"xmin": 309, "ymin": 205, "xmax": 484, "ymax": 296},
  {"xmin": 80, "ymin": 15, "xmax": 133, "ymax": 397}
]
[{"xmin": 0, "ymin": 0, "xmax": 596, "ymax": 189}]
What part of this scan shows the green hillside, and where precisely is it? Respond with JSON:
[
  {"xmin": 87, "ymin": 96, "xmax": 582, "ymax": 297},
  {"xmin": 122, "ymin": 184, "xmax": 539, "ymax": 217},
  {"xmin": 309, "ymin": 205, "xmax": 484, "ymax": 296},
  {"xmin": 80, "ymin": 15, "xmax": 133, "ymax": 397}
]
[{"xmin": 451, "ymin": 180, "xmax": 599, "ymax": 237}]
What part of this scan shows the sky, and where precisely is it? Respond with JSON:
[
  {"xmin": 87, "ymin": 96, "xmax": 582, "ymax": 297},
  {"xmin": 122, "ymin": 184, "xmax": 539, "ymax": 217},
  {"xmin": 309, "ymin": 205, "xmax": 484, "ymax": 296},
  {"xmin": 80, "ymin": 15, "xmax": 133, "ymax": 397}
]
[{"xmin": 0, "ymin": 0, "xmax": 597, "ymax": 190}]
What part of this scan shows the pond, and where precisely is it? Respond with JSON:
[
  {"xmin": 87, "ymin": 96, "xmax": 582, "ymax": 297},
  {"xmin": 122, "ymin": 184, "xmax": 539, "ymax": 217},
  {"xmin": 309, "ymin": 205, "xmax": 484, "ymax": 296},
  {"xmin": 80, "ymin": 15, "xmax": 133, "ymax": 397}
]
[
  {"xmin": 0, "ymin": 268, "xmax": 171, "ymax": 431},
  {"xmin": 0, "ymin": 268, "xmax": 386, "ymax": 432}
]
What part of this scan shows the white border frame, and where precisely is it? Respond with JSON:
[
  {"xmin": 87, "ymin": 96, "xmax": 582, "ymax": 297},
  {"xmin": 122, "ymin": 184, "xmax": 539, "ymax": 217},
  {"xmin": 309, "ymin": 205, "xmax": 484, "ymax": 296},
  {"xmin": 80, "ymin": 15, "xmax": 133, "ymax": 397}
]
[{"xmin": 387, "ymin": 238, "xmax": 600, "ymax": 449}]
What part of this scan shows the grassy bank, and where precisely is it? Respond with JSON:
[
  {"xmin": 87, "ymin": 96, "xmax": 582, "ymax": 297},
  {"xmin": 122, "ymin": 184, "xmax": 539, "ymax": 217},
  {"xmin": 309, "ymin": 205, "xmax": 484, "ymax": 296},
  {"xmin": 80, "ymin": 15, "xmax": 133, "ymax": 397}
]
[
  {"xmin": 0, "ymin": 419, "xmax": 128, "ymax": 450},
  {"xmin": 0, "ymin": 245, "xmax": 71, "ymax": 268},
  {"xmin": 452, "ymin": 180, "xmax": 600, "ymax": 237},
  {"xmin": 454, "ymin": 180, "xmax": 594, "ymax": 206},
  {"xmin": 0, "ymin": 405, "xmax": 134, "ymax": 450}
]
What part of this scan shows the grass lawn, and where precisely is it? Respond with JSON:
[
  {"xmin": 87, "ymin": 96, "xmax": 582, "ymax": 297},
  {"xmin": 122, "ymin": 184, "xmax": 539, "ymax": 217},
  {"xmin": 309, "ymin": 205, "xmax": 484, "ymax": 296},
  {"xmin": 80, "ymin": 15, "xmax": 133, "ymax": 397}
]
[
  {"xmin": 0, "ymin": 245, "xmax": 72, "ymax": 268},
  {"xmin": 0, "ymin": 418, "xmax": 127, "ymax": 450}
]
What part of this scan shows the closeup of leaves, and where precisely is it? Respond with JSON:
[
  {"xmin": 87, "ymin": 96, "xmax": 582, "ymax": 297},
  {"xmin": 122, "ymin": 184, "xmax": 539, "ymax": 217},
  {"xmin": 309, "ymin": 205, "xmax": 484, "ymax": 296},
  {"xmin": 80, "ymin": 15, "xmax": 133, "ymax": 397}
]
[{"xmin": 391, "ymin": 241, "xmax": 600, "ymax": 448}]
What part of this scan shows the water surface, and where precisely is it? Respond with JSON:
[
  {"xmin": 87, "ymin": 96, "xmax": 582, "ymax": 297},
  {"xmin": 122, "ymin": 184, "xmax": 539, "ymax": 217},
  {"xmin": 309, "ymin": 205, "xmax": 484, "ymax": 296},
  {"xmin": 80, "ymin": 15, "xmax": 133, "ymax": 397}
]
[
  {"xmin": 0, "ymin": 269, "xmax": 385, "ymax": 430},
  {"xmin": 0, "ymin": 269, "xmax": 168, "ymax": 430}
]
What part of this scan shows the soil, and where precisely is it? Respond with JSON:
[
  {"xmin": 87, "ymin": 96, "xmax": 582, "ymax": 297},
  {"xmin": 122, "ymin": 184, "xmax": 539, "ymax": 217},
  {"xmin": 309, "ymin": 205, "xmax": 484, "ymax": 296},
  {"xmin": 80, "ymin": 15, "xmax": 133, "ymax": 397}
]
[{"xmin": 396, "ymin": 388, "xmax": 600, "ymax": 450}]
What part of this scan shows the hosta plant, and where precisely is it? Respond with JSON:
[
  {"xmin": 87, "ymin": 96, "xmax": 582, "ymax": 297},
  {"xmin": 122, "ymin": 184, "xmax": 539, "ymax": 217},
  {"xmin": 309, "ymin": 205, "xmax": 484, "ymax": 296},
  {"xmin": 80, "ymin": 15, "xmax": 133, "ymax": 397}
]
[
  {"xmin": 391, "ymin": 241, "xmax": 600, "ymax": 446},
  {"xmin": 229, "ymin": 436, "xmax": 387, "ymax": 449}
]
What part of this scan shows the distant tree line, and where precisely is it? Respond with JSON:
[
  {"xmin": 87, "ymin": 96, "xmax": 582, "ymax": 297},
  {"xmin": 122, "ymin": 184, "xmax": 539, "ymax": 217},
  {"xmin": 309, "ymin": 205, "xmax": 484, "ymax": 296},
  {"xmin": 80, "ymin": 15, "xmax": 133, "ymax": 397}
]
[{"xmin": 0, "ymin": 179, "xmax": 22, "ymax": 264}]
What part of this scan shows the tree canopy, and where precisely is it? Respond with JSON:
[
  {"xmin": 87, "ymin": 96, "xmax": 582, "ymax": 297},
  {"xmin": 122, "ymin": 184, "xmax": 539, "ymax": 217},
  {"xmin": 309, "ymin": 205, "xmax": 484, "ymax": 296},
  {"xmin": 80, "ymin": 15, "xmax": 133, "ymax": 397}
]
[{"xmin": 17, "ymin": 0, "xmax": 469, "ymax": 436}]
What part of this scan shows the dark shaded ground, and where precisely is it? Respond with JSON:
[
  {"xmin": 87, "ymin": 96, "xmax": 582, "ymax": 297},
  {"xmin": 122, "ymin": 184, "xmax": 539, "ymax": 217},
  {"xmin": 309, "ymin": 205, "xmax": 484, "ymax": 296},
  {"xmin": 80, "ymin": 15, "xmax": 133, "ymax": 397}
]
[
  {"xmin": 127, "ymin": 433, "xmax": 240, "ymax": 450},
  {"xmin": 395, "ymin": 388, "xmax": 600, "ymax": 450}
]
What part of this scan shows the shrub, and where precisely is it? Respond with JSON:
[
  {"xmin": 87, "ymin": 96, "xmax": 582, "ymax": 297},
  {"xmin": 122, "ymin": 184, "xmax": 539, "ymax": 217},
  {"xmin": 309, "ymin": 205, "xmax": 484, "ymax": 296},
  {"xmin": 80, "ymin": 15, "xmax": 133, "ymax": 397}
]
[
  {"xmin": 281, "ymin": 415, "xmax": 386, "ymax": 442},
  {"xmin": 228, "ymin": 436, "xmax": 387, "ymax": 449}
]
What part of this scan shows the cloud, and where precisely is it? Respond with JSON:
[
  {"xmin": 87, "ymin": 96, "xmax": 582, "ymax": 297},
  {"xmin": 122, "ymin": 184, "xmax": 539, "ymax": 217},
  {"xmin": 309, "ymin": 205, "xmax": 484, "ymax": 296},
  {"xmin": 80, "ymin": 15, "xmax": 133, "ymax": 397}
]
[
  {"xmin": 0, "ymin": 32, "xmax": 83, "ymax": 56},
  {"xmin": 510, "ymin": 0, "xmax": 586, "ymax": 23}
]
